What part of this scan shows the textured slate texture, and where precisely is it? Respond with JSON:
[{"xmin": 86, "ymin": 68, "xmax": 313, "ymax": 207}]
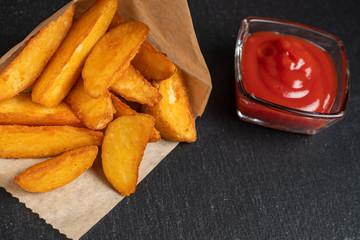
[{"xmin": 1, "ymin": 0, "xmax": 360, "ymax": 239}]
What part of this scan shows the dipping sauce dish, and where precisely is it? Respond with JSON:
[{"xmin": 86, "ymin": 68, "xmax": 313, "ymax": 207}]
[{"xmin": 235, "ymin": 17, "xmax": 350, "ymax": 134}]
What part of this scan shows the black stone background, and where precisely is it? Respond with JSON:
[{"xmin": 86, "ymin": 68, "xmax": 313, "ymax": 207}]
[{"xmin": 1, "ymin": 0, "xmax": 360, "ymax": 239}]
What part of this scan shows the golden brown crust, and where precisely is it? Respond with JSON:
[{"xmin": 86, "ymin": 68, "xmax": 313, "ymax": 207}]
[
  {"xmin": 0, "ymin": 93, "xmax": 83, "ymax": 127},
  {"xmin": 143, "ymin": 68, "xmax": 196, "ymax": 142},
  {"xmin": 132, "ymin": 41, "xmax": 176, "ymax": 81},
  {"xmin": 102, "ymin": 114, "xmax": 154, "ymax": 196},
  {"xmin": 0, "ymin": 125, "xmax": 103, "ymax": 158},
  {"xmin": 65, "ymin": 79, "xmax": 114, "ymax": 130},
  {"xmin": 82, "ymin": 21, "xmax": 149, "ymax": 98},
  {"xmin": 106, "ymin": 13, "xmax": 176, "ymax": 81},
  {"xmin": 0, "ymin": 5, "xmax": 75, "ymax": 101},
  {"xmin": 14, "ymin": 146, "xmax": 98, "ymax": 192},
  {"xmin": 31, "ymin": 0, "xmax": 118, "ymax": 107},
  {"xmin": 111, "ymin": 93, "xmax": 161, "ymax": 142},
  {"xmin": 110, "ymin": 65, "xmax": 162, "ymax": 106}
]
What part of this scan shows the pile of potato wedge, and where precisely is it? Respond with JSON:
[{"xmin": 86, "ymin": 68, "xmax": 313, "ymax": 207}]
[{"xmin": 0, "ymin": 0, "xmax": 196, "ymax": 196}]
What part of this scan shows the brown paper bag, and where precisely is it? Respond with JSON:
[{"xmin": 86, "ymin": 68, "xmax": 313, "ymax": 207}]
[{"xmin": 0, "ymin": 0, "xmax": 211, "ymax": 239}]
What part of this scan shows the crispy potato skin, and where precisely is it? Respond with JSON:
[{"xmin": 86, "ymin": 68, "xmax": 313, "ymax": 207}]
[
  {"xmin": 143, "ymin": 68, "xmax": 196, "ymax": 142},
  {"xmin": 102, "ymin": 114, "xmax": 154, "ymax": 196},
  {"xmin": 0, "ymin": 93, "xmax": 83, "ymax": 126},
  {"xmin": 107, "ymin": 14, "xmax": 175, "ymax": 81},
  {"xmin": 111, "ymin": 93, "xmax": 160, "ymax": 142},
  {"xmin": 14, "ymin": 146, "xmax": 98, "ymax": 192},
  {"xmin": 0, "ymin": 125, "xmax": 103, "ymax": 159},
  {"xmin": 110, "ymin": 65, "xmax": 162, "ymax": 106},
  {"xmin": 132, "ymin": 41, "xmax": 176, "ymax": 81},
  {"xmin": 82, "ymin": 22, "xmax": 149, "ymax": 98},
  {"xmin": 0, "ymin": 5, "xmax": 74, "ymax": 101},
  {"xmin": 65, "ymin": 79, "xmax": 114, "ymax": 130},
  {"xmin": 31, "ymin": 0, "xmax": 118, "ymax": 107}
]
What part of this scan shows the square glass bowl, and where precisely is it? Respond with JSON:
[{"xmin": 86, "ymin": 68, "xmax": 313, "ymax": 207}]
[{"xmin": 234, "ymin": 17, "xmax": 350, "ymax": 135}]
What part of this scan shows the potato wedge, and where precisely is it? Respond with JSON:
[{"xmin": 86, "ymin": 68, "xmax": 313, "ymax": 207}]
[
  {"xmin": 0, "ymin": 125, "xmax": 103, "ymax": 159},
  {"xmin": 0, "ymin": 93, "xmax": 83, "ymax": 126},
  {"xmin": 108, "ymin": 14, "xmax": 175, "ymax": 81},
  {"xmin": 14, "ymin": 146, "xmax": 98, "ymax": 192},
  {"xmin": 65, "ymin": 79, "xmax": 114, "ymax": 130},
  {"xmin": 110, "ymin": 65, "xmax": 162, "ymax": 106},
  {"xmin": 111, "ymin": 93, "xmax": 161, "ymax": 142},
  {"xmin": 31, "ymin": 0, "xmax": 118, "ymax": 107},
  {"xmin": 111, "ymin": 93, "xmax": 137, "ymax": 117},
  {"xmin": 82, "ymin": 21, "xmax": 149, "ymax": 98},
  {"xmin": 0, "ymin": 5, "xmax": 74, "ymax": 101},
  {"xmin": 132, "ymin": 41, "xmax": 176, "ymax": 81},
  {"xmin": 143, "ymin": 68, "xmax": 196, "ymax": 142},
  {"xmin": 102, "ymin": 114, "xmax": 155, "ymax": 196}
]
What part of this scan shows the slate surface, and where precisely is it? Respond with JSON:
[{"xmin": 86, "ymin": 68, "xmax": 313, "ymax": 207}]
[{"xmin": 1, "ymin": 0, "xmax": 360, "ymax": 239}]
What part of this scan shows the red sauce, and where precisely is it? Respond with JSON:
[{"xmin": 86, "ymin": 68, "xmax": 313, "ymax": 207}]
[{"xmin": 241, "ymin": 32, "xmax": 337, "ymax": 113}]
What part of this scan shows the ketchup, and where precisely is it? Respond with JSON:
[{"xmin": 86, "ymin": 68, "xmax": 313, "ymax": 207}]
[{"xmin": 241, "ymin": 32, "xmax": 337, "ymax": 113}]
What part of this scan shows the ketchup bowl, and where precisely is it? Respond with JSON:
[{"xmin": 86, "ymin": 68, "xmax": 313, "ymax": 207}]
[{"xmin": 235, "ymin": 17, "xmax": 349, "ymax": 135}]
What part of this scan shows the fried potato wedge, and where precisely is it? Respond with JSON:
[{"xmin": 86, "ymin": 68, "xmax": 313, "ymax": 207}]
[
  {"xmin": 0, "ymin": 93, "xmax": 83, "ymax": 126},
  {"xmin": 65, "ymin": 79, "xmax": 114, "ymax": 130},
  {"xmin": 110, "ymin": 65, "xmax": 162, "ymax": 106},
  {"xmin": 111, "ymin": 93, "xmax": 161, "ymax": 142},
  {"xmin": 132, "ymin": 41, "xmax": 176, "ymax": 81},
  {"xmin": 14, "ymin": 146, "xmax": 98, "ymax": 192},
  {"xmin": 102, "ymin": 114, "xmax": 155, "ymax": 196},
  {"xmin": 111, "ymin": 93, "xmax": 137, "ymax": 117},
  {"xmin": 0, "ymin": 125, "xmax": 103, "ymax": 159},
  {"xmin": 0, "ymin": 5, "xmax": 74, "ymax": 101},
  {"xmin": 143, "ymin": 68, "xmax": 196, "ymax": 142},
  {"xmin": 83, "ymin": 21, "xmax": 149, "ymax": 98},
  {"xmin": 108, "ymin": 14, "xmax": 175, "ymax": 81},
  {"xmin": 31, "ymin": 0, "xmax": 118, "ymax": 107}
]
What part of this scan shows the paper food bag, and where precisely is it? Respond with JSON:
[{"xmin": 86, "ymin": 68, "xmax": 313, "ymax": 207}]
[{"xmin": 0, "ymin": 0, "xmax": 211, "ymax": 239}]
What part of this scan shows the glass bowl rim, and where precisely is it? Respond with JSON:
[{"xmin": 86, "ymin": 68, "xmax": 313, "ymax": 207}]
[{"xmin": 235, "ymin": 16, "xmax": 350, "ymax": 119}]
